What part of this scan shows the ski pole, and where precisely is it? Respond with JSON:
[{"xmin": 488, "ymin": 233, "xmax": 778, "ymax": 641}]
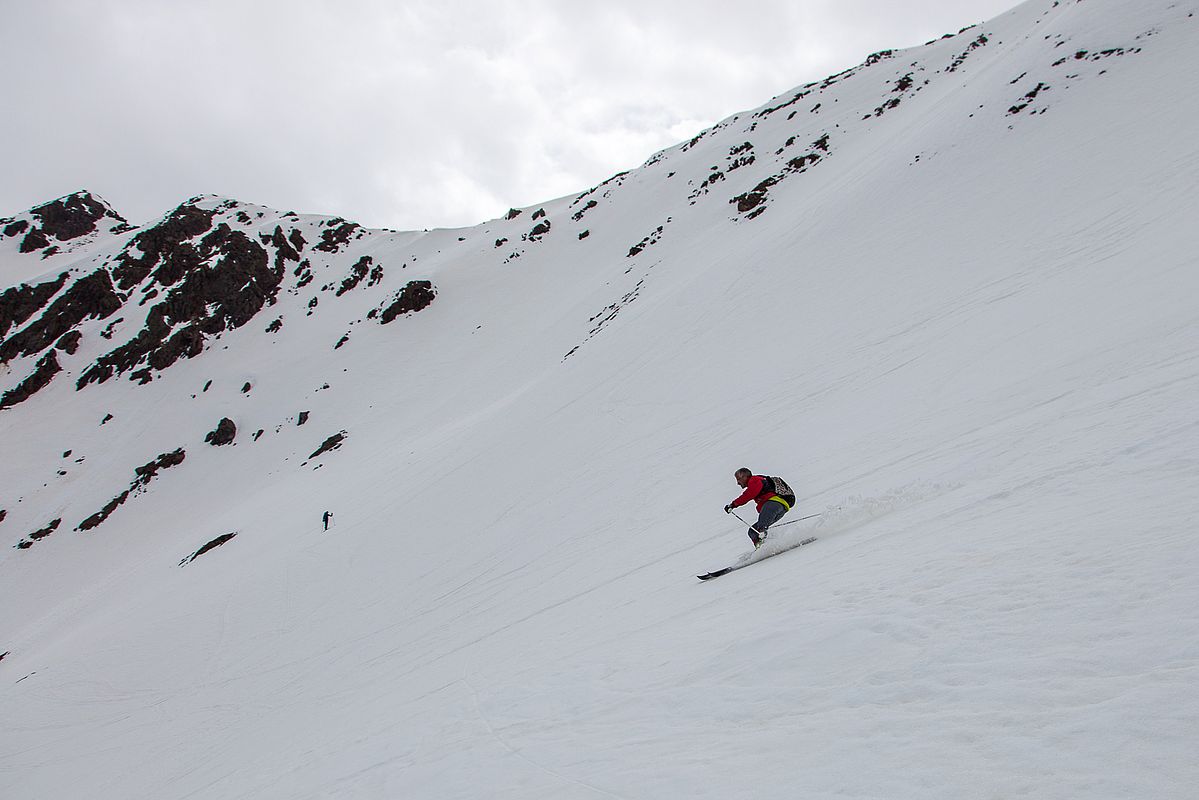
[
  {"xmin": 776, "ymin": 512, "xmax": 822, "ymax": 527},
  {"xmin": 726, "ymin": 507, "xmax": 761, "ymax": 534},
  {"xmin": 726, "ymin": 508, "xmax": 821, "ymax": 532}
]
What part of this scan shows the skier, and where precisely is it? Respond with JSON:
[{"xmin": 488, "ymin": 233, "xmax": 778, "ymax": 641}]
[
  {"xmin": 322, "ymin": 511, "xmax": 333, "ymax": 531},
  {"xmin": 724, "ymin": 467, "xmax": 793, "ymax": 547}
]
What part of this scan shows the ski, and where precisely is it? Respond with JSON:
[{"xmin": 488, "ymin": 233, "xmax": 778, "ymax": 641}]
[{"xmin": 697, "ymin": 536, "xmax": 817, "ymax": 581}]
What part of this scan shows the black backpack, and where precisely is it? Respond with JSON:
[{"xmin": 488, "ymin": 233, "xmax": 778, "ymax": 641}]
[{"xmin": 760, "ymin": 475, "xmax": 796, "ymax": 507}]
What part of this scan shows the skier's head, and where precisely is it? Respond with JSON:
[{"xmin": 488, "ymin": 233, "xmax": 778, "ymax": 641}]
[{"xmin": 734, "ymin": 467, "xmax": 752, "ymax": 487}]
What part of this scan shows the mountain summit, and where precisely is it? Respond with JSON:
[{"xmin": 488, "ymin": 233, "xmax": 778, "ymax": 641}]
[{"xmin": 3, "ymin": 1, "xmax": 1198, "ymax": 797}]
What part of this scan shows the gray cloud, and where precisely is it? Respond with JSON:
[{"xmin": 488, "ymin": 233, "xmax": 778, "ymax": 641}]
[{"xmin": 1, "ymin": 0, "xmax": 1016, "ymax": 230}]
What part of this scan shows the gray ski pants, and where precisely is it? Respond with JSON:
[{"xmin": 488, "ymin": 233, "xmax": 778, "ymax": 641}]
[{"xmin": 750, "ymin": 500, "xmax": 788, "ymax": 544}]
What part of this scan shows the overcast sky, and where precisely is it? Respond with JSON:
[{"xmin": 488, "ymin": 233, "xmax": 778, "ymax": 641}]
[{"xmin": 2, "ymin": 0, "xmax": 1018, "ymax": 231}]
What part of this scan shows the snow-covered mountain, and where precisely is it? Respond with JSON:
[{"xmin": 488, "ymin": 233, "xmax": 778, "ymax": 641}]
[{"xmin": 3, "ymin": 0, "xmax": 1198, "ymax": 797}]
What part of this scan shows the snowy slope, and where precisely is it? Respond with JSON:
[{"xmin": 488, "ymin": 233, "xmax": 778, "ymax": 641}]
[{"xmin": 2, "ymin": 0, "xmax": 1199, "ymax": 797}]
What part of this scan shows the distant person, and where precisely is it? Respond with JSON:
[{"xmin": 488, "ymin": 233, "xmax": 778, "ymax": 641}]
[
  {"xmin": 724, "ymin": 468, "xmax": 796, "ymax": 547},
  {"xmin": 323, "ymin": 511, "xmax": 333, "ymax": 531}
]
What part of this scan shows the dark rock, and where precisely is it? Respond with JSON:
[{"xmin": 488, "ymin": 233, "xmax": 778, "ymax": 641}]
[
  {"xmin": 136, "ymin": 448, "xmax": 186, "ymax": 479},
  {"xmin": 79, "ymin": 220, "xmax": 281, "ymax": 388},
  {"xmin": 205, "ymin": 418, "xmax": 237, "ymax": 446},
  {"xmin": 99, "ymin": 317, "xmax": 123, "ymax": 340},
  {"xmin": 755, "ymin": 88, "xmax": 813, "ymax": 119},
  {"xmin": 504, "ymin": 208, "xmax": 522, "ymax": 220},
  {"xmin": 241, "ymin": 382, "xmax": 252, "ymax": 393},
  {"xmin": 571, "ymin": 200, "xmax": 598, "ymax": 222},
  {"xmin": 314, "ymin": 219, "xmax": 363, "ymax": 253},
  {"xmin": 0, "ymin": 272, "xmax": 69, "ymax": 340},
  {"xmin": 28, "ymin": 518, "xmax": 61, "ymax": 541},
  {"xmin": 78, "ymin": 490, "xmax": 131, "ymax": 531},
  {"xmin": 111, "ymin": 203, "xmax": 217, "ymax": 290},
  {"xmin": 3, "ymin": 219, "xmax": 29, "ymax": 237},
  {"xmin": 28, "ymin": 193, "xmax": 124, "ymax": 241},
  {"xmin": 0, "ymin": 269, "xmax": 122, "ymax": 364},
  {"xmin": 298, "ymin": 411, "xmax": 310, "ymax": 426},
  {"xmin": 1007, "ymin": 82, "xmax": 1049, "ymax": 115},
  {"xmin": 947, "ymin": 33, "xmax": 989, "ymax": 73},
  {"xmin": 180, "ymin": 532, "xmax": 237, "ymax": 565},
  {"xmin": 262, "ymin": 225, "xmax": 301, "ymax": 272},
  {"xmin": 55, "ymin": 330, "xmax": 82, "ymax": 354},
  {"xmin": 19, "ymin": 229, "xmax": 51, "ymax": 253},
  {"xmin": 309, "ymin": 431, "xmax": 347, "ymax": 459},
  {"xmin": 336, "ymin": 256, "xmax": 373, "ymax": 296},
  {"xmin": 266, "ymin": 317, "xmax": 283, "ymax": 333},
  {"xmin": 334, "ymin": 334, "xmax": 349, "ymax": 349},
  {"xmin": 626, "ymin": 225, "xmax": 664, "ymax": 257},
  {"xmin": 379, "ymin": 281, "xmax": 436, "ymax": 324},
  {"xmin": 578, "ymin": 230, "xmax": 590, "ymax": 240},
  {"xmin": 0, "ymin": 350, "xmax": 62, "ymax": 410},
  {"xmin": 253, "ymin": 429, "xmax": 264, "ymax": 441},
  {"xmin": 730, "ymin": 150, "xmax": 823, "ymax": 217},
  {"xmin": 78, "ymin": 448, "xmax": 186, "ymax": 531},
  {"xmin": 101, "ymin": 413, "xmax": 113, "ymax": 424}
]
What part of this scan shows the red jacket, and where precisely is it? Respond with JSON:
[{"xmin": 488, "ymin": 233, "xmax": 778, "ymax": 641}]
[{"xmin": 730, "ymin": 475, "xmax": 778, "ymax": 512}]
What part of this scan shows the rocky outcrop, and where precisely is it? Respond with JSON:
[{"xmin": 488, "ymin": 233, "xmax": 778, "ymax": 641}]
[
  {"xmin": 0, "ymin": 192, "xmax": 128, "ymax": 256},
  {"xmin": 111, "ymin": 203, "xmax": 218, "ymax": 290},
  {"xmin": 314, "ymin": 219, "xmax": 363, "ymax": 253},
  {"xmin": 32, "ymin": 193, "xmax": 124, "ymax": 240},
  {"xmin": 14, "ymin": 518, "xmax": 63, "ymax": 549},
  {"xmin": 179, "ymin": 532, "xmax": 237, "ymax": 565},
  {"xmin": 373, "ymin": 281, "xmax": 436, "ymax": 324},
  {"xmin": 79, "ymin": 217, "xmax": 282, "ymax": 387},
  {"xmin": 0, "ymin": 272, "xmax": 70, "ymax": 341},
  {"xmin": 78, "ymin": 448, "xmax": 186, "ymax": 532},
  {"xmin": 55, "ymin": 330, "xmax": 82, "ymax": 354},
  {"xmin": 308, "ymin": 431, "xmax": 346, "ymax": 460},
  {"xmin": 336, "ymin": 255, "xmax": 373, "ymax": 296},
  {"xmin": 205, "ymin": 418, "xmax": 237, "ymax": 446},
  {"xmin": 0, "ymin": 350, "xmax": 62, "ymax": 409},
  {"xmin": 0, "ymin": 269, "xmax": 122, "ymax": 364},
  {"xmin": 262, "ymin": 225, "xmax": 301, "ymax": 272}
]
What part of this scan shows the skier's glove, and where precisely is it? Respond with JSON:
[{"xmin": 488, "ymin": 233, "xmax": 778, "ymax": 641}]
[{"xmin": 724, "ymin": 504, "xmax": 733, "ymax": 513}]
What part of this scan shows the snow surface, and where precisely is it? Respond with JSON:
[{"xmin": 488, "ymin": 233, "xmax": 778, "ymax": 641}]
[{"xmin": 2, "ymin": 0, "xmax": 1199, "ymax": 797}]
